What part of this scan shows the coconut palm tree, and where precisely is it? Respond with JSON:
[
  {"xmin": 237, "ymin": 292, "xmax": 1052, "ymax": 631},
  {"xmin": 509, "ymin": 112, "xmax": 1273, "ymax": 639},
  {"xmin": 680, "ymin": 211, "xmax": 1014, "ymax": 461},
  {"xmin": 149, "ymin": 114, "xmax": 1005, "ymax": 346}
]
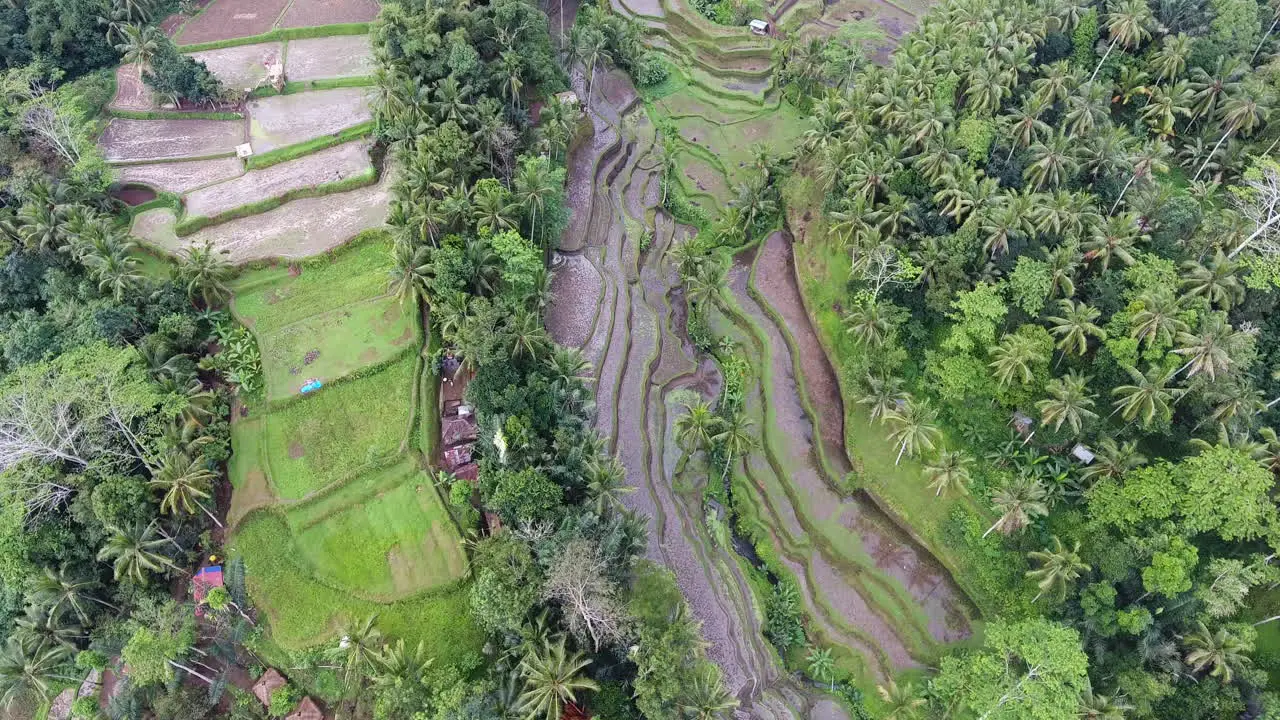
[
  {"xmin": 175, "ymin": 239, "xmax": 233, "ymax": 307},
  {"xmin": 82, "ymin": 231, "xmax": 142, "ymax": 302},
  {"xmin": 1129, "ymin": 288, "xmax": 1187, "ymax": 350},
  {"xmin": 844, "ymin": 300, "xmax": 893, "ymax": 348},
  {"xmin": 1078, "ymin": 686, "xmax": 1134, "ymax": 719},
  {"xmin": 517, "ymin": 635, "xmax": 598, "ymax": 720},
  {"xmin": 676, "ymin": 401, "xmax": 720, "ymax": 458},
  {"xmin": 1151, "ymin": 33, "xmax": 1192, "ymax": 83},
  {"xmin": 1140, "ymin": 81, "xmax": 1194, "ymax": 138},
  {"xmin": 1083, "ymin": 213, "xmax": 1144, "ymax": 270},
  {"xmin": 474, "ymin": 183, "xmax": 520, "ymax": 234},
  {"xmin": 1112, "ymin": 364, "xmax": 1179, "ymax": 427},
  {"xmin": 570, "ymin": 25, "xmax": 611, "ymax": 112},
  {"xmin": 513, "ymin": 155, "xmax": 558, "ymax": 250},
  {"xmin": 1025, "ymin": 536, "xmax": 1090, "ymax": 601},
  {"xmin": 1080, "ymin": 438, "xmax": 1148, "ymax": 482},
  {"xmin": 1037, "ymin": 371, "xmax": 1098, "ymax": 435},
  {"xmin": 1092, "ymin": 0, "xmax": 1154, "ymax": 83},
  {"xmin": 116, "ymin": 24, "xmax": 161, "ymax": 68},
  {"xmin": 1111, "ymin": 140, "xmax": 1170, "ymax": 215},
  {"xmin": 1174, "ymin": 314, "xmax": 1243, "ymax": 380},
  {"xmin": 0, "ymin": 639, "xmax": 76, "ymax": 710},
  {"xmin": 805, "ymin": 646, "xmax": 836, "ymax": 691},
  {"xmin": 884, "ymin": 402, "xmax": 942, "ymax": 465},
  {"xmin": 924, "ymin": 448, "xmax": 973, "ymax": 497},
  {"xmin": 858, "ymin": 375, "xmax": 907, "ymax": 423},
  {"xmin": 97, "ymin": 522, "xmax": 180, "ymax": 583},
  {"xmin": 1045, "ymin": 300, "xmax": 1105, "ymax": 356},
  {"xmin": 372, "ymin": 639, "xmax": 433, "ymax": 689},
  {"xmin": 1182, "ymin": 621, "xmax": 1252, "ymax": 682},
  {"xmin": 1025, "ymin": 132, "xmax": 1079, "ymax": 190},
  {"xmin": 1194, "ymin": 84, "xmax": 1271, "ymax": 180},
  {"xmin": 585, "ymin": 458, "xmax": 632, "ymax": 515},
  {"xmin": 985, "ymin": 477, "xmax": 1049, "ymax": 537},
  {"xmin": 989, "ymin": 332, "xmax": 1047, "ymax": 387},
  {"xmin": 148, "ymin": 450, "xmax": 220, "ymax": 527},
  {"xmin": 1181, "ymin": 249, "xmax": 1243, "ymax": 310},
  {"xmin": 28, "ymin": 566, "xmax": 118, "ymax": 627},
  {"xmin": 465, "ymin": 237, "xmax": 501, "ymax": 296},
  {"xmin": 876, "ymin": 679, "xmax": 926, "ymax": 720},
  {"xmin": 509, "ymin": 309, "xmax": 552, "ymax": 361},
  {"xmin": 388, "ymin": 239, "xmax": 431, "ymax": 306},
  {"xmin": 679, "ymin": 665, "xmax": 738, "ymax": 719},
  {"xmin": 713, "ymin": 412, "xmax": 758, "ymax": 479},
  {"xmin": 327, "ymin": 614, "xmax": 383, "ymax": 697}
]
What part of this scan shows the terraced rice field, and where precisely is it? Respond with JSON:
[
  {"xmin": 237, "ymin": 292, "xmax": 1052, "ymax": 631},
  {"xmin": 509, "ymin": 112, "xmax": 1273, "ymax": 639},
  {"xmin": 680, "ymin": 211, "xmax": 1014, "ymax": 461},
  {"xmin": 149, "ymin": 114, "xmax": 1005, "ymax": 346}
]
[
  {"xmin": 172, "ymin": 0, "xmax": 293, "ymax": 45},
  {"xmin": 115, "ymin": 157, "xmax": 245, "ymax": 194},
  {"xmin": 226, "ymin": 235, "xmax": 475, "ymax": 655},
  {"xmin": 285, "ymin": 35, "xmax": 375, "ymax": 81},
  {"xmin": 189, "ymin": 42, "xmax": 283, "ymax": 90},
  {"xmin": 100, "ymin": 118, "xmax": 245, "ymax": 162},
  {"xmin": 247, "ymin": 87, "xmax": 373, "ymax": 153}
]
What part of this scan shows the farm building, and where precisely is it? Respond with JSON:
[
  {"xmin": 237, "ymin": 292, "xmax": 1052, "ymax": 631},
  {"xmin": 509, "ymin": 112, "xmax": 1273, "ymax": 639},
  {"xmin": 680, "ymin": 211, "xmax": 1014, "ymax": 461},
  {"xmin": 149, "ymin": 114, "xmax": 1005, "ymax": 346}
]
[
  {"xmin": 252, "ymin": 669, "xmax": 287, "ymax": 707},
  {"xmin": 192, "ymin": 565, "xmax": 224, "ymax": 617},
  {"xmin": 749, "ymin": 19, "xmax": 769, "ymax": 35},
  {"xmin": 287, "ymin": 697, "xmax": 323, "ymax": 720}
]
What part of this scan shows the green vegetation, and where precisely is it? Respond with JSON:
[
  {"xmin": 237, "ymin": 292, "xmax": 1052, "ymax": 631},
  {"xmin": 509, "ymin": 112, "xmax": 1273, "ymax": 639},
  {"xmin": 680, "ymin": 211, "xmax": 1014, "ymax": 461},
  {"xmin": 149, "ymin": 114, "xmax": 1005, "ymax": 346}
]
[
  {"xmin": 244, "ymin": 120, "xmax": 376, "ymax": 170},
  {"xmin": 174, "ymin": 165, "xmax": 378, "ymax": 235},
  {"xmin": 175, "ymin": 24, "xmax": 375, "ymax": 53}
]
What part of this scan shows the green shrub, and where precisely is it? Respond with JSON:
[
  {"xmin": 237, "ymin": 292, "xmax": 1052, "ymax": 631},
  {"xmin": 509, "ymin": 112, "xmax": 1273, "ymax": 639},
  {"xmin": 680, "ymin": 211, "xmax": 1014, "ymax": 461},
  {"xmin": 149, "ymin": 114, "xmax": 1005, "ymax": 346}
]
[
  {"xmin": 1072, "ymin": 9, "xmax": 1098, "ymax": 70},
  {"xmin": 764, "ymin": 580, "xmax": 806, "ymax": 652},
  {"xmin": 244, "ymin": 121, "xmax": 375, "ymax": 170},
  {"xmin": 145, "ymin": 36, "xmax": 222, "ymax": 104},
  {"xmin": 76, "ymin": 649, "xmax": 109, "ymax": 670},
  {"xmin": 71, "ymin": 696, "xmax": 99, "ymax": 719},
  {"xmin": 268, "ymin": 683, "xmax": 301, "ymax": 717},
  {"xmin": 634, "ymin": 51, "xmax": 669, "ymax": 87}
]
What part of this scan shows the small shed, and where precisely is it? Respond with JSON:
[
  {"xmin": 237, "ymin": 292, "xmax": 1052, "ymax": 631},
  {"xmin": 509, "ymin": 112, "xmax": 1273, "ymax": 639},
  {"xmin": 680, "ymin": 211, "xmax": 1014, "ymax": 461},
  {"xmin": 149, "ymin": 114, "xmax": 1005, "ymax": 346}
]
[
  {"xmin": 442, "ymin": 443, "xmax": 474, "ymax": 469},
  {"xmin": 235, "ymin": 143, "xmax": 254, "ymax": 159},
  {"xmin": 192, "ymin": 566, "xmax": 224, "ymax": 616},
  {"xmin": 554, "ymin": 90, "xmax": 580, "ymax": 108},
  {"xmin": 1070, "ymin": 443, "xmax": 1096, "ymax": 464},
  {"xmin": 453, "ymin": 463, "xmax": 479, "ymax": 484},
  {"xmin": 286, "ymin": 697, "xmax": 323, "ymax": 720},
  {"xmin": 749, "ymin": 19, "xmax": 769, "ymax": 35},
  {"xmin": 252, "ymin": 669, "xmax": 287, "ymax": 707},
  {"xmin": 442, "ymin": 416, "xmax": 480, "ymax": 446}
]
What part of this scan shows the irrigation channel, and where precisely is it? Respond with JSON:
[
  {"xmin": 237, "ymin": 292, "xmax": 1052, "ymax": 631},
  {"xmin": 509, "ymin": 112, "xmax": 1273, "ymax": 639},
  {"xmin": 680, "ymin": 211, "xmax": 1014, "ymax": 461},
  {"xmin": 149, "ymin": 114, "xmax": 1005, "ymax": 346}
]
[{"xmin": 544, "ymin": 56, "xmax": 976, "ymax": 715}]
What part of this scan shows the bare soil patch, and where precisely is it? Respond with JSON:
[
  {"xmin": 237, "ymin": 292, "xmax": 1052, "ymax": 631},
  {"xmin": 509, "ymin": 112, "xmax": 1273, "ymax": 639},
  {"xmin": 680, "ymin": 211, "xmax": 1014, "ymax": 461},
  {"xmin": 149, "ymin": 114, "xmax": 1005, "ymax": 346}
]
[
  {"xmin": 101, "ymin": 118, "xmax": 245, "ymax": 163},
  {"xmin": 175, "ymin": 0, "xmax": 291, "ymax": 45},
  {"xmin": 288, "ymin": 441, "xmax": 305, "ymax": 459},
  {"xmin": 247, "ymin": 87, "xmax": 373, "ymax": 154},
  {"xmin": 132, "ymin": 170, "xmax": 392, "ymax": 262},
  {"xmin": 160, "ymin": 0, "xmax": 214, "ymax": 36},
  {"xmin": 285, "ymin": 35, "xmax": 374, "ymax": 81},
  {"xmin": 184, "ymin": 140, "xmax": 372, "ymax": 219},
  {"xmin": 278, "ymin": 0, "xmax": 381, "ymax": 28},
  {"xmin": 188, "ymin": 41, "xmax": 283, "ymax": 91},
  {"xmin": 114, "ymin": 157, "xmax": 245, "ymax": 194},
  {"xmin": 109, "ymin": 65, "xmax": 154, "ymax": 111}
]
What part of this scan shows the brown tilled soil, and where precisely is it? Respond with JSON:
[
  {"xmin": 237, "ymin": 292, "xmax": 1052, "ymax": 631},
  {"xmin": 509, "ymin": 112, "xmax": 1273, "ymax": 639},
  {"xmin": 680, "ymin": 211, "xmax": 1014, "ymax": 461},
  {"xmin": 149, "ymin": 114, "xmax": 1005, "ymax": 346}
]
[
  {"xmin": 109, "ymin": 65, "xmax": 154, "ymax": 111},
  {"xmin": 285, "ymin": 35, "xmax": 374, "ymax": 81},
  {"xmin": 114, "ymin": 157, "xmax": 245, "ymax": 194},
  {"xmin": 278, "ymin": 0, "xmax": 381, "ymax": 28},
  {"xmin": 100, "ymin": 118, "xmax": 245, "ymax": 162},
  {"xmin": 160, "ymin": 0, "xmax": 214, "ymax": 36},
  {"xmin": 184, "ymin": 140, "xmax": 372, "ymax": 219},
  {"xmin": 188, "ymin": 41, "xmax": 283, "ymax": 91},
  {"xmin": 247, "ymin": 87, "xmax": 373, "ymax": 153},
  {"xmin": 175, "ymin": 0, "xmax": 291, "ymax": 45}
]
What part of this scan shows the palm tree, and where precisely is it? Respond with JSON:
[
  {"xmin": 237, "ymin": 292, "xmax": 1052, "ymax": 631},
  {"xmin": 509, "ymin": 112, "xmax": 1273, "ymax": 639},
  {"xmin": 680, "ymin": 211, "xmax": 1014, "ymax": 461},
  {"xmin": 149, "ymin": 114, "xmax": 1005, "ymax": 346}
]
[
  {"xmin": 1045, "ymin": 300, "xmax": 1104, "ymax": 356},
  {"xmin": 676, "ymin": 401, "xmax": 720, "ymax": 458},
  {"xmin": 989, "ymin": 332, "xmax": 1047, "ymax": 387},
  {"xmin": 1078, "ymin": 686, "xmax": 1134, "ymax": 719},
  {"xmin": 1084, "ymin": 213, "xmax": 1144, "ymax": 270},
  {"xmin": 1182, "ymin": 621, "xmax": 1252, "ymax": 682},
  {"xmin": 83, "ymin": 231, "xmax": 143, "ymax": 302},
  {"xmin": 1174, "ymin": 314, "xmax": 1243, "ymax": 380},
  {"xmin": 1151, "ymin": 33, "xmax": 1192, "ymax": 83},
  {"xmin": 465, "ymin": 237, "xmax": 501, "ymax": 296},
  {"xmin": 97, "ymin": 522, "xmax": 180, "ymax": 583},
  {"xmin": 1112, "ymin": 364, "xmax": 1178, "ymax": 427},
  {"xmin": 513, "ymin": 155, "xmax": 558, "ymax": 250},
  {"xmin": 1025, "ymin": 132, "xmax": 1079, "ymax": 190},
  {"xmin": 858, "ymin": 375, "xmax": 907, "ymax": 423},
  {"xmin": 28, "ymin": 566, "xmax": 118, "ymax": 627},
  {"xmin": 1091, "ymin": 0, "xmax": 1153, "ymax": 83},
  {"xmin": 1025, "ymin": 536, "xmax": 1090, "ymax": 601},
  {"xmin": 1110, "ymin": 140, "xmax": 1169, "ymax": 215},
  {"xmin": 1080, "ymin": 438, "xmax": 1147, "ymax": 482},
  {"xmin": 509, "ymin": 309, "xmax": 552, "ymax": 361},
  {"xmin": 327, "ymin": 614, "xmax": 383, "ymax": 697},
  {"xmin": 1194, "ymin": 84, "xmax": 1271, "ymax": 180},
  {"xmin": 730, "ymin": 178, "xmax": 777, "ymax": 239},
  {"xmin": 884, "ymin": 402, "xmax": 942, "ymax": 465},
  {"xmin": 499, "ymin": 50, "xmax": 524, "ymax": 109},
  {"xmin": 0, "ymin": 639, "xmax": 76, "ymax": 710},
  {"xmin": 679, "ymin": 665, "xmax": 738, "ymax": 719},
  {"xmin": 844, "ymin": 300, "xmax": 893, "ymax": 348},
  {"xmin": 474, "ymin": 183, "xmax": 520, "ymax": 234},
  {"xmin": 876, "ymin": 679, "xmax": 925, "ymax": 720},
  {"xmin": 713, "ymin": 412, "xmax": 758, "ymax": 479},
  {"xmin": 805, "ymin": 646, "xmax": 836, "ymax": 690},
  {"xmin": 1037, "ymin": 371, "xmax": 1098, "ymax": 435},
  {"xmin": 1001, "ymin": 96, "xmax": 1052, "ymax": 161},
  {"xmin": 175, "ymin": 239, "xmax": 233, "ymax": 307},
  {"xmin": 924, "ymin": 449, "xmax": 973, "ymax": 497},
  {"xmin": 1140, "ymin": 82, "xmax": 1193, "ymax": 138},
  {"xmin": 985, "ymin": 477, "xmax": 1049, "ymax": 537},
  {"xmin": 148, "ymin": 450, "xmax": 221, "ymax": 527},
  {"xmin": 571, "ymin": 25, "xmax": 611, "ymax": 112},
  {"xmin": 388, "ymin": 239, "xmax": 431, "ymax": 305},
  {"xmin": 116, "ymin": 24, "xmax": 161, "ymax": 68},
  {"xmin": 1129, "ymin": 288, "xmax": 1187, "ymax": 350},
  {"xmin": 585, "ymin": 458, "xmax": 632, "ymax": 515},
  {"xmin": 517, "ymin": 635, "xmax": 598, "ymax": 720},
  {"xmin": 1181, "ymin": 249, "xmax": 1243, "ymax": 309}
]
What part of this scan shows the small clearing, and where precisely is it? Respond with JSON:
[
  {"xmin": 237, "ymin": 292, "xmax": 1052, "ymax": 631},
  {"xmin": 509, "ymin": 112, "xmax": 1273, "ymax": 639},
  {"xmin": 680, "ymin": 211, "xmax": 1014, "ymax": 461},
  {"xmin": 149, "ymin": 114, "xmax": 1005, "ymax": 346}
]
[
  {"xmin": 114, "ymin": 157, "xmax": 245, "ymax": 194},
  {"xmin": 183, "ymin": 140, "xmax": 373, "ymax": 220},
  {"xmin": 278, "ymin": 0, "xmax": 381, "ymax": 27},
  {"xmin": 174, "ymin": 0, "xmax": 291, "ymax": 45},
  {"xmin": 188, "ymin": 42, "xmax": 283, "ymax": 91},
  {"xmin": 285, "ymin": 35, "xmax": 374, "ymax": 81},
  {"xmin": 100, "ymin": 118, "xmax": 245, "ymax": 163},
  {"xmin": 132, "ymin": 170, "xmax": 391, "ymax": 262},
  {"xmin": 247, "ymin": 87, "xmax": 373, "ymax": 154}
]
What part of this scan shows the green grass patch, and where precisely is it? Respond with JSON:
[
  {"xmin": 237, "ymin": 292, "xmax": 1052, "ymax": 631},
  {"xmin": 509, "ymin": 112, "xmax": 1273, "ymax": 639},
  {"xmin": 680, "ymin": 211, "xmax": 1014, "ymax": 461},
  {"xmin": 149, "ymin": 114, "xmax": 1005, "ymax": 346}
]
[
  {"xmin": 229, "ymin": 416, "xmax": 268, "ymax": 491},
  {"xmin": 177, "ymin": 23, "xmax": 372, "ymax": 52},
  {"xmin": 129, "ymin": 246, "xmax": 174, "ymax": 281},
  {"xmin": 108, "ymin": 108, "xmax": 244, "ymax": 120},
  {"xmin": 232, "ymin": 511, "xmax": 482, "ymax": 660},
  {"xmin": 244, "ymin": 121, "xmax": 375, "ymax": 170},
  {"xmin": 174, "ymin": 166, "xmax": 377, "ymax": 236},
  {"xmin": 262, "ymin": 356, "xmax": 415, "ymax": 499}
]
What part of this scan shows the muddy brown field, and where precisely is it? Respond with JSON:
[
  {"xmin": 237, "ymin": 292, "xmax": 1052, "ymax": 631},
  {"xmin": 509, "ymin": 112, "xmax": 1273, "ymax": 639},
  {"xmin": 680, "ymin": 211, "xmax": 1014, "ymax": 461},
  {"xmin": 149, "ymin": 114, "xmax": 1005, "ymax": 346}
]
[
  {"xmin": 100, "ymin": 118, "xmax": 245, "ymax": 162},
  {"xmin": 108, "ymin": 65, "xmax": 154, "ymax": 111},
  {"xmin": 184, "ymin": 141, "xmax": 373, "ymax": 219},
  {"xmin": 114, "ymin": 157, "xmax": 246, "ymax": 194},
  {"xmin": 247, "ymin": 87, "xmax": 373, "ymax": 153},
  {"xmin": 278, "ymin": 0, "xmax": 381, "ymax": 28},
  {"xmin": 189, "ymin": 42, "xmax": 283, "ymax": 91},
  {"xmin": 175, "ymin": 0, "xmax": 291, "ymax": 45},
  {"xmin": 285, "ymin": 35, "xmax": 374, "ymax": 81}
]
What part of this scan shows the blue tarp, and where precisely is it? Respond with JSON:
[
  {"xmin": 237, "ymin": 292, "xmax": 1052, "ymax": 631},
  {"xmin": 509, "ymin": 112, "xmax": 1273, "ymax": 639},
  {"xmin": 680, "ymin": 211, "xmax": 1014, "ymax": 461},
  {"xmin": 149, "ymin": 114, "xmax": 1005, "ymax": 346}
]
[{"xmin": 300, "ymin": 379, "xmax": 323, "ymax": 393}]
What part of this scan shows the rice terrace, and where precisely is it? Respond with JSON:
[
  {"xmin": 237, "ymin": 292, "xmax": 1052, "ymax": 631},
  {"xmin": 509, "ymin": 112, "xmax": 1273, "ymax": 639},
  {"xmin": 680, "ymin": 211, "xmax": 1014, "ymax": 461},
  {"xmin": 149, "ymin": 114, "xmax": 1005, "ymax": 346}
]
[{"xmin": 4, "ymin": 0, "xmax": 1278, "ymax": 713}]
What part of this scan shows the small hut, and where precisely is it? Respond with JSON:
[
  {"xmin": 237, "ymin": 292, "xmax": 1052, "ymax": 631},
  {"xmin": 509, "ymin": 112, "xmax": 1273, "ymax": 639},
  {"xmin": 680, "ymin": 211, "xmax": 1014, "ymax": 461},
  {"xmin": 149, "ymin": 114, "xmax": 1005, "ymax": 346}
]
[
  {"xmin": 192, "ymin": 566, "xmax": 224, "ymax": 617},
  {"xmin": 286, "ymin": 697, "xmax": 323, "ymax": 720},
  {"xmin": 749, "ymin": 19, "xmax": 770, "ymax": 35},
  {"xmin": 1070, "ymin": 443, "xmax": 1096, "ymax": 464},
  {"xmin": 252, "ymin": 669, "xmax": 287, "ymax": 708}
]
